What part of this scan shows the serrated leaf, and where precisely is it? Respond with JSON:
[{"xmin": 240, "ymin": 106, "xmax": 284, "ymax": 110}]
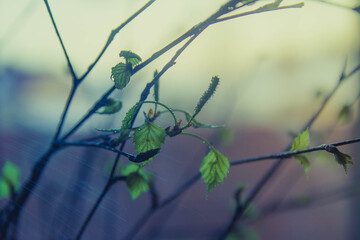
[
  {"xmin": 334, "ymin": 151, "xmax": 353, "ymax": 175},
  {"xmin": 291, "ymin": 129, "xmax": 309, "ymax": 151},
  {"xmin": 119, "ymin": 51, "xmax": 142, "ymax": 67},
  {"xmin": 291, "ymin": 129, "xmax": 310, "ymax": 175},
  {"xmin": 126, "ymin": 172, "xmax": 149, "ymax": 200},
  {"xmin": 295, "ymin": 155, "xmax": 310, "ymax": 176},
  {"xmin": 121, "ymin": 103, "xmax": 141, "ymax": 131},
  {"xmin": 111, "ymin": 62, "xmax": 132, "ymax": 89},
  {"xmin": 133, "ymin": 122, "xmax": 166, "ymax": 164},
  {"xmin": 200, "ymin": 149, "xmax": 229, "ymax": 198},
  {"xmin": 97, "ymin": 98, "xmax": 122, "ymax": 114}
]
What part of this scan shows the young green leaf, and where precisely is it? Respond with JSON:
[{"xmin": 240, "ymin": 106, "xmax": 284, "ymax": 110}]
[
  {"xmin": 291, "ymin": 129, "xmax": 310, "ymax": 175},
  {"xmin": 338, "ymin": 104, "xmax": 352, "ymax": 123},
  {"xmin": 200, "ymin": 148, "xmax": 229, "ymax": 198},
  {"xmin": 0, "ymin": 161, "xmax": 20, "ymax": 198},
  {"xmin": 119, "ymin": 51, "xmax": 142, "ymax": 67},
  {"xmin": 291, "ymin": 128, "xmax": 309, "ymax": 151},
  {"xmin": 122, "ymin": 163, "xmax": 154, "ymax": 199},
  {"xmin": 194, "ymin": 76, "xmax": 220, "ymax": 117},
  {"xmin": 97, "ymin": 98, "xmax": 122, "ymax": 114},
  {"xmin": 0, "ymin": 179, "xmax": 11, "ymax": 198},
  {"xmin": 126, "ymin": 172, "xmax": 149, "ymax": 200},
  {"xmin": 111, "ymin": 62, "xmax": 132, "ymax": 89},
  {"xmin": 133, "ymin": 122, "xmax": 166, "ymax": 164},
  {"xmin": 334, "ymin": 151, "xmax": 353, "ymax": 175},
  {"xmin": 2, "ymin": 161, "xmax": 20, "ymax": 186},
  {"xmin": 121, "ymin": 103, "xmax": 141, "ymax": 131},
  {"xmin": 295, "ymin": 155, "xmax": 310, "ymax": 176}
]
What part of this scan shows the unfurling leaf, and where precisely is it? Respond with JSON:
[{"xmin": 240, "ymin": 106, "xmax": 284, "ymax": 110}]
[
  {"xmin": 126, "ymin": 173, "xmax": 149, "ymax": 200},
  {"xmin": 200, "ymin": 148, "xmax": 229, "ymax": 198},
  {"xmin": 291, "ymin": 129, "xmax": 310, "ymax": 175},
  {"xmin": 122, "ymin": 163, "xmax": 153, "ymax": 199},
  {"xmin": 97, "ymin": 98, "xmax": 122, "ymax": 114},
  {"xmin": 111, "ymin": 62, "xmax": 132, "ymax": 89},
  {"xmin": 0, "ymin": 161, "xmax": 20, "ymax": 198},
  {"xmin": 119, "ymin": 51, "xmax": 142, "ymax": 67},
  {"xmin": 133, "ymin": 122, "xmax": 166, "ymax": 164},
  {"xmin": 194, "ymin": 76, "xmax": 220, "ymax": 117},
  {"xmin": 334, "ymin": 151, "xmax": 353, "ymax": 175},
  {"xmin": 121, "ymin": 103, "xmax": 141, "ymax": 131},
  {"xmin": 323, "ymin": 145, "xmax": 354, "ymax": 174}
]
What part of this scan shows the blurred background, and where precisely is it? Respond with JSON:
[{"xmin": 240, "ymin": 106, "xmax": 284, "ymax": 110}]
[{"xmin": 0, "ymin": 0, "xmax": 360, "ymax": 239}]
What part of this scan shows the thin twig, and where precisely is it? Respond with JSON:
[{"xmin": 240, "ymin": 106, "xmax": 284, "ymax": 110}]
[
  {"xmin": 43, "ymin": 0, "xmax": 77, "ymax": 81},
  {"xmin": 79, "ymin": 0, "xmax": 157, "ymax": 81},
  {"xmin": 217, "ymin": 61, "xmax": 360, "ymax": 239}
]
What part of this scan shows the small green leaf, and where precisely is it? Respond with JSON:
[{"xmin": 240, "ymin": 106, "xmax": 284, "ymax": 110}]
[
  {"xmin": 121, "ymin": 103, "xmax": 141, "ymax": 131},
  {"xmin": 291, "ymin": 128, "xmax": 309, "ymax": 151},
  {"xmin": 126, "ymin": 172, "xmax": 149, "ymax": 200},
  {"xmin": 338, "ymin": 104, "xmax": 352, "ymax": 123},
  {"xmin": 122, "ymin": 163, "xmax": 153, "ymax": 180},
  {"xmin": 0, "ymin": 161, "xmax": 20, "ymax": 198},
  {"xmin": 97, "ymin": 98, "xmax": 122, "ymax": 114},
  {"xmin": 122, "ymin": 163, "xmax": 153, "ymax": 199},
  {"xmin": 200, "ymin": 149, "xmax": 229, "ymax": 198},
  {"xmin": 0, "ymin": 179, "xmax": 11, "ymax": 198},
  {"xmin": 2, "ymin": 161, "xmax": 20, "ymax": 188},
  {"xmin": 111, "ymin": 62, "xmax": 132, "ymax": 89},
  {"xmin": 295, "ymin": 155, "xmax": 310, "ymax": 176},
  {"xmin": 119, "ymin": 51, "xmax": 142, "ymax": 67},
  {"xmin": 291, "ymin": 129, "xmax": 310, "ymax": 175},
  {"xmin": 133, "ymin": 122, "xmax": 166, "ymax": 164},
  {"xmin": 334, "ymin": 151, "xmax": 353, "ymax": 175}
]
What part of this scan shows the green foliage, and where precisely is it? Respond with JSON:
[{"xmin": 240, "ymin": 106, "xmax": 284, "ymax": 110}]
[
  {"xmin": 122, "ymin": 163, "xmax": 153, "ymax": 200},
  {"xmin": 133, "ymin": 122, "xmax": 166, "ymax": 164},
  {"xmin": 111, "ymin": 51, "xmax": 142, "ymax": 90},
  {"xmin": 111, "ymin": 63, "xmax": 132, "ymax": 89},
  {"xmin": 97, "ymin": 98, "xmax": 122, "ymax": 114},
  {"xmin": 333, "ymin": 150, "xmax": 353, "ymax": 175},
  {"xmin": 119, "ymin": 50, "xmax": 142, "ymax": 67},
  {"xmin": 338, "ymin": 104, "xmax": 352, "ymax": 123},
  {"xmin": 200, "ymin": 148, "xmax": 230, "ymax": 198},
  {"xmin": 121, "ymin": 103, "xmax": 141, "ymax": 131},
  {"xmin": 194, "ymin": 76, "xmax": 220, "ymax": 117},
  {"xmin": 291, "ymin": 128, "xmax": 310, "ymax": 175},
  {"xmin": 0, "ymin": 161, "xmax": 20, "ymax": 198}
]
